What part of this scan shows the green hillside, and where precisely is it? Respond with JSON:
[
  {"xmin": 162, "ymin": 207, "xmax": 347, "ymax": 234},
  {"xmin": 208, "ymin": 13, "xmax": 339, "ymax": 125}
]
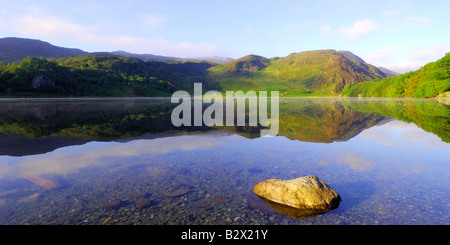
[
  {"xmin": 1, "ymin": 36, "xmax": 448, "ymax": 98},
  {"xmin": 0, "ymin": 55, "xmax": 213, "ymax": 97},
  {"xmin": 206, "ymin": 49, "xmax": 387, "ymax": 96},
  {"xmin": 341, "ymin": 52, "xmax": 450, "ymax": 98}
]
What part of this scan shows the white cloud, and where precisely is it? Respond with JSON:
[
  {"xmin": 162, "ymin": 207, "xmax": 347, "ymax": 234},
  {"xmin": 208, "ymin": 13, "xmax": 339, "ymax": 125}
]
[
  {"xmin": 319, "ymin": 24, "xmax": 332, "ymax": 33},
  {"xmin": 404, "ymin": 14, "xmax": 432, "ymax": 27},
  {"xmin": 363, "ymin": 44, "xmax": 405, "ymax": 65},
  {"xmin": 335, "ymin": 152, "xmax": 373, "ymax": 170},
  {"xmin": 383, "ymin": 62, "xmax": 426, "ymax": 74},
  {"xmin": 380, "ymin": 8, "xmax": 432, "ymax": 28},
  {"xmin": 406, "ymin": 43, "xmax": 450, "ymax": 62},
  {"xmin": 360, "ymin": 120, "xmax": 447, "ymax": 149},
  {"xmin": 381, "ymin": 9, "xmax": 404, "ymax": 17},
  {"xmin": 0, "ymin": 133, "xmax": 244, "ymax": 179},
  {"xmin": 336, "ymin": 19, "xmax": 380, "ymax": 39},
  {"xmin": 11, "ymin": 14, "xmax": 217, "ymax": 57},
  {"xmin": 363, "ymin": 43, "xmax": 449, "ymax": 73},
  {"xmin": 140, "ymin": 14, "xmax": 166, "ymax": 28},
  {"xmin": 360, "ymin": 124, "xmax": 400, "ymax": 148},
  {"xmin": 0, "ymin": 17, "xmax": 5, "ymax": 29},
  {"xmin": 14, "ymin": 15, "xmax": 95, "ymax": 40},
  {"xmin": 244, "ymin": 26, "xmax": 254, "ymax": 35}
]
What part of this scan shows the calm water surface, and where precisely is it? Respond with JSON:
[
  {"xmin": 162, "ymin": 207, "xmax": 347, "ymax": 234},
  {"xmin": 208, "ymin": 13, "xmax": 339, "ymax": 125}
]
[{"xmin": 0, "ymin": 97, "xmax": 448, "ymax": 225}]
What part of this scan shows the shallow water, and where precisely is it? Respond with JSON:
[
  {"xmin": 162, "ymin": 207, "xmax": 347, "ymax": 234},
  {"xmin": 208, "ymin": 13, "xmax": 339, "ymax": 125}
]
[{"xmin": 0, "ymin": 97, "xmax": 448, "ymax": 225}]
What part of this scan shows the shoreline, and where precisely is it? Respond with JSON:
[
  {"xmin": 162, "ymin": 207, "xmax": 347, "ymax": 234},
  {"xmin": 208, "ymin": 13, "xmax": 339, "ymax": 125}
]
[{"xmin": 0, "ymin": 96, "xmax": 447, "ymax": 100}]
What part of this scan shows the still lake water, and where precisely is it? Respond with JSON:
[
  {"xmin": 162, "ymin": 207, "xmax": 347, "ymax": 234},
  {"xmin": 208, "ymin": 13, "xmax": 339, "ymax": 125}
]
[{"xmin": 0, "ymin": 97, "xmax": 448, "ymax": 225}]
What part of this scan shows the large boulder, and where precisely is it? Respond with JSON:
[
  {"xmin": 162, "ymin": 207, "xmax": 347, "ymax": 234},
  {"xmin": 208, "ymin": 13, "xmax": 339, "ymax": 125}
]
[{"xmin": 253, "ymin": 176, "xmax": 341, "ymax": 211}]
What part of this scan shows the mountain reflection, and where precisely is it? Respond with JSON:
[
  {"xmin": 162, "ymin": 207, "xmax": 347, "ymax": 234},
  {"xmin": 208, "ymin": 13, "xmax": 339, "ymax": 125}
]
[{"xmin": 0, "ymin": 98, "xmax": 448, "ymax": 156}]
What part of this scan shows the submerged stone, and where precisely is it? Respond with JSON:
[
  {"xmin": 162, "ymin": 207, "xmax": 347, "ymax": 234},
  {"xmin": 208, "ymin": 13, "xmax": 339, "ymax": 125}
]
[
  {"xmin": 102, "ymin": 200, "xmax": 122, "ymax": 210},
  {"xmin": 21, "ymin": 174, "xmax": 61, "ymax": 190},
  {"xmin": 253, "ymin": 176, "xmax": 341, "ymax": 211},
  {"xmin": 136, "ymin": 199, "xmax": 153, "ymax": 209},
  {"xmin": 214, "ymin": 196, "xmax": 232, "ymax": 203},
  {"xmin": 166, "ymin": 186, "xmax": 192, "ymax": 198}
]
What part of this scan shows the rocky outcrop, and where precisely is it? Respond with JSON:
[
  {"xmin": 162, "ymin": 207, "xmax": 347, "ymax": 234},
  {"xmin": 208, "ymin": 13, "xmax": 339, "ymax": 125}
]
[
  {"xmin": 32, "ymin": 75, "xmax": 54, "ymax": 90},
  {"xmin": 253, "ymin": 176, "xmax": 340, "ymax": 212}
]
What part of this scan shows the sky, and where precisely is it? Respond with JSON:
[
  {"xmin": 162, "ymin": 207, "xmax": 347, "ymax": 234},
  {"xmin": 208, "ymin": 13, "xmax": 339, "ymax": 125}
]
[{"xmin": 0, "ymin": 0, "xmax": 449, "ymax": 73}]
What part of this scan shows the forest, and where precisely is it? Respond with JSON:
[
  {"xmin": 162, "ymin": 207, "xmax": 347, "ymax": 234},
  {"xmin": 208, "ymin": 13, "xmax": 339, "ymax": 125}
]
[
  {"xmin": 0, "ymin": 55, "xmax": 212, "ymax": 97},
  {"xmin": 340, "ymin": 52, "xmax": 450, "ymax": 98}
]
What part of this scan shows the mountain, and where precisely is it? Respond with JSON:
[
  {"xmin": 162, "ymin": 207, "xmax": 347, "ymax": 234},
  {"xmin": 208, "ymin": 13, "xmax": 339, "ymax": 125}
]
[
  {"xmin": 338, "ymin": 51, "xmax": 399, "ymax": 77},
  {"xmin": 0, "ymin": 37, "xmax": 233, "ymax": 64},
  {"xmin": 338, "ymin": 50, "xmax": 399, "ymax": 77},
  {"xmin": 111, "ymin": 51, "xmax": 234, "ymax": 64},
  {"xmin": 341, "ymin": 52, "xmax": 450, "ymax": 98},
  {"xmin": 2, "ymin": 37, "xmax": 445, "ymax": 98},
  {"xmin": 0, "ymin": 37, "xmax": 87, "ymax": 63},
  {"xmin": 377, "ymin": 66, "xmax": 399, "ymax": 76},
  {"xmin": 210, "ymin": 54, "xmax": 271, "ymax": 73},
  {"xmin": 110, "ymin": 50, "xmax": 179, "ymax": 61},
  {"xmin": 206, "ymin": 49, "xmax": 387, "ymax": 96},
  {"xmin": 337, "ymin": 50, "xmax": 367, "ymax": 64},
  {"xmin": 191, "ymin": 56, "xmax": 234, "ymax": 64}
]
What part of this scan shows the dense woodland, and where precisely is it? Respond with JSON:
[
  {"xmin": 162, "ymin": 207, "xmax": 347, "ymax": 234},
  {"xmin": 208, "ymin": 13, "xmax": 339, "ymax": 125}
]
[
  {"xmin": 0, "ymin": 55, "xmax": 213, "ymax": 97},
  {"xmin": 340, "ymin": 52, "xmax": 450, "ymax": 98}
]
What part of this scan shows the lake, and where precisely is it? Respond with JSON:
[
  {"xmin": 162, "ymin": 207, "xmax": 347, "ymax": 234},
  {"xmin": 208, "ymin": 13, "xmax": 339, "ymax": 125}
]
[{"xmin": 0, "ymin": 97, "xmax": 448, "ymax": 225}]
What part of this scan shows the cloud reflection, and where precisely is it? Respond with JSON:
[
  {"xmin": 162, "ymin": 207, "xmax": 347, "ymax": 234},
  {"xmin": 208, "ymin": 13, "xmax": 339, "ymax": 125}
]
[
  {"xmin": 335, "ymin": 152, "xmax": 373, "ymax": 170},
  {"xmin": 0, "ymin": 132, "xmax": 244, "ymax": 180},
  {"xmin": 360, "ymin": 120, "xmax": 447, "ymax": 148}
]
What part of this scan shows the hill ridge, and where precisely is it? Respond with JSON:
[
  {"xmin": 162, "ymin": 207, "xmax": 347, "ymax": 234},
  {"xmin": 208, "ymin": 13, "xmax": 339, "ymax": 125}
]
[
  {"xmin": 207, "ymin": 49, "xmax": 388, "ymax": 95},
  {"xmin": 0, "ymin": 37, "xmax": 234, "ymax": 64},
  {"xmin": 0, "ymin": 37, "xmax": 88, "ymax": 63}
]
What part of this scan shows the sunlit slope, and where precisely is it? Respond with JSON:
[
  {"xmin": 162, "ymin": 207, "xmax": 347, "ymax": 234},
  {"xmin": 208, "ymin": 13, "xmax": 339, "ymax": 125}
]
[
  {"xmin": 341, "ymin": 52, "xmax": 450, "ymax": 98},
  {"xmin": 207, "ymin": 50, "xmax": 387, "ymax": 96}
]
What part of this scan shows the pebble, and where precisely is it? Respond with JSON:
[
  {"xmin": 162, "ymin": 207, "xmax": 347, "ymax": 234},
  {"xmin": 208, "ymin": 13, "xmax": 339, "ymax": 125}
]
[
  {"xmin": 136, "ymin": 199, "xmax": 153, "ymax": 209},
  {"xmin": 0, "ymin": 148, "xmax": 446, "ymax": 226},
  {"xmin": 102, "ymin": 217, "xmax": 112, "ymax": 224},
  {"xmin": 102, "ymin": 200, "xmax": 122, "ymax": 210},
  {"xmin": 214, "ymin": 196, "xmax": 232, "ymax": 203},
  {"xmin": 166, "ymin": 186, "xmax": 192, "ymax": 198}
]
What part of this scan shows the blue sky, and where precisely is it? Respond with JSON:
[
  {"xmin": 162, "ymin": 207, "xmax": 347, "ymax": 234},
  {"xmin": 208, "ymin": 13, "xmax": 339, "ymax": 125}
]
[{"xmin": 0, "ymin": 0, "xmax": 449, "ymax": 73}]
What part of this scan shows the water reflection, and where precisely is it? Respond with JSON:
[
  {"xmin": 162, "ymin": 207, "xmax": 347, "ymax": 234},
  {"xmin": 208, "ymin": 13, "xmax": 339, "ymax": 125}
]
[
  {"xmin": 1, "ymin": 98, "xmax": 447, "ymax": 156},
  {"xmin": 0, "ymin": 98, "xmax": 448, "ymax": 224},
  {"xmin": 0, "ymin": 132, "xmax": 243, "ymax": 180},
  {"xmin": 256, "ymin": 195, "xmax": 340, "ymax": 219}
]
